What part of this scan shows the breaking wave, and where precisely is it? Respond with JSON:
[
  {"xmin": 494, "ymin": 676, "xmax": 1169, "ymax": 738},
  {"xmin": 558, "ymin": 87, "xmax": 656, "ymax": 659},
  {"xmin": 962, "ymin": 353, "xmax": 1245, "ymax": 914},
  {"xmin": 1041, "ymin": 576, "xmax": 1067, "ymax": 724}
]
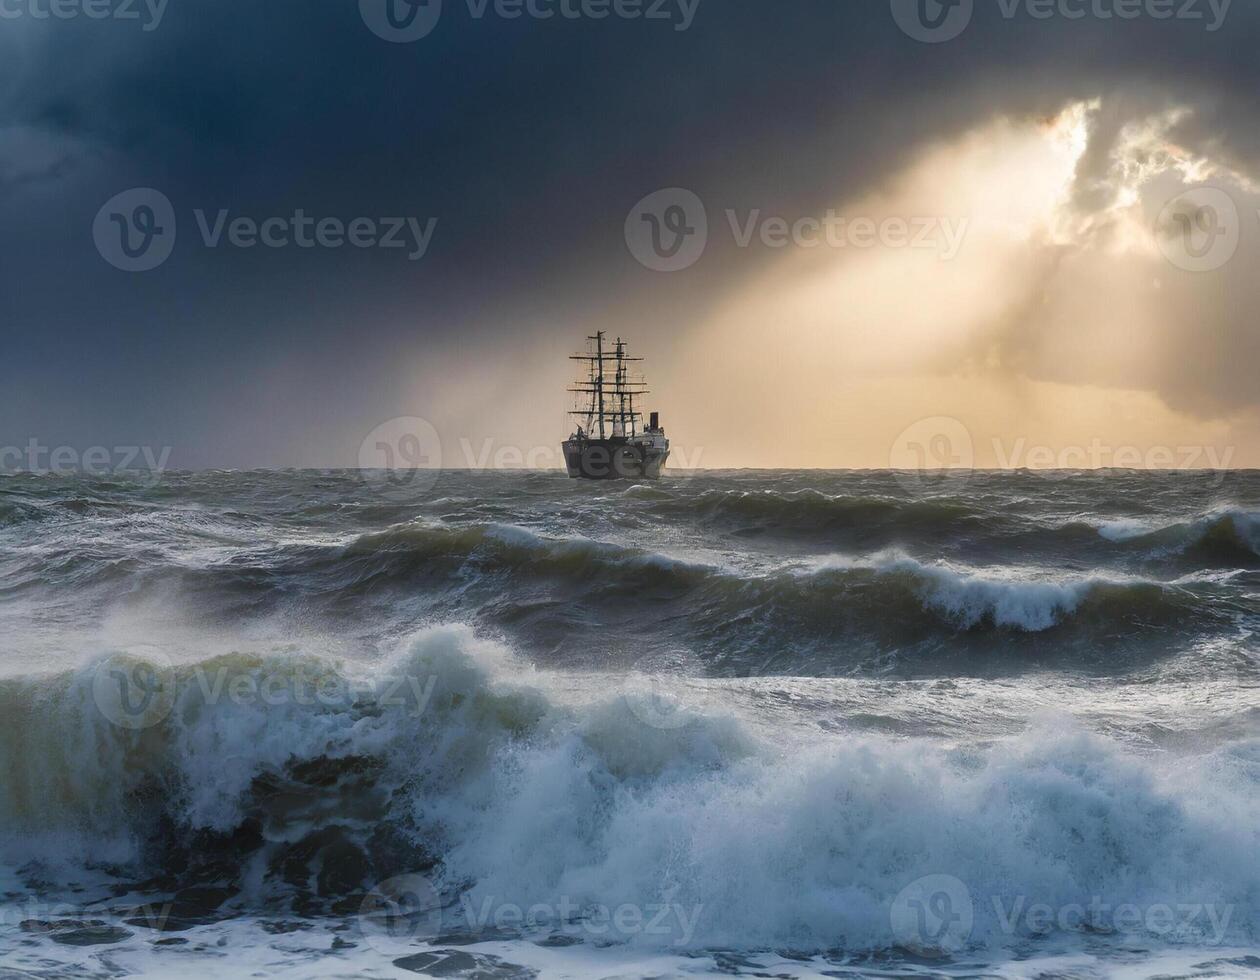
[
  {"xmin": 0, "ymin": 626, "xmax": 1255, "ymax": 953},
  {"xmin": 331, "ymin": 525, "xmax": 1213, "ymax": 637},
  {"xmin": 345, "ymin": 520, "xmax": 716, "ymax": 587},
  {"xmin": 23, "ymin": 521, "xmax": 1225, "ymax": 679},
  {"xmin": 635, "ymin": 488, "xmax": 1260, "ymax": 570},
  {"xmin": 808, "ymin": 553, "xmax": 1187, "ymax": 632},
  {"xmin": 650, "ymin": 488, "xmax": 982, "ymax": 528},
  {"xmin": 1095, "ymin": 509, "xmax": 1260, "ymax": 564}
]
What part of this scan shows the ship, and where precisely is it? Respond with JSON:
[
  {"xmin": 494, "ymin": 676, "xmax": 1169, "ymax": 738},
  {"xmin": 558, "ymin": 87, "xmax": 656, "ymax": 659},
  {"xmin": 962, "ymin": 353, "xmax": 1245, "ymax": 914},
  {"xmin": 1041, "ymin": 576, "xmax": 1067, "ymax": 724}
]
[{"xmin": 563, "ymin": 331, "xmax": 670, "ymax": 480}]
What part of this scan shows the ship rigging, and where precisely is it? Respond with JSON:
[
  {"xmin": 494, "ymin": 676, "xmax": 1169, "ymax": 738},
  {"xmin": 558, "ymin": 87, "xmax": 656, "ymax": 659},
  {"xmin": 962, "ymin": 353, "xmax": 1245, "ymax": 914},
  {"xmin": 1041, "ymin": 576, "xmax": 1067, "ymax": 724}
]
[{"xmin": 563, "ymin": 331, "xmax": 670, "ymax": 480}]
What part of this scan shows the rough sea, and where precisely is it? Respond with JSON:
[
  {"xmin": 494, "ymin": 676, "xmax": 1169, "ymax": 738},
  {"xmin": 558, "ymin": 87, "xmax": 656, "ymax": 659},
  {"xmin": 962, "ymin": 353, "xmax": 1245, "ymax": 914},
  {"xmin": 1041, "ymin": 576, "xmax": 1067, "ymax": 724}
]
[{"xmin": 0, "ymin": 469, "xmax": 1257, "ymax": 979}]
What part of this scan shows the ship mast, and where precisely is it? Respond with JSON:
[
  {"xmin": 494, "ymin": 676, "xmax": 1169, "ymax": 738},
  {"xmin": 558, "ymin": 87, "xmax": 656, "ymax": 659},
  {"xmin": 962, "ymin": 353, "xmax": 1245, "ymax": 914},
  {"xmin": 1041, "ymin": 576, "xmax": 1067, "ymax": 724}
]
[
  {"xmin": 594, "ymin": 331, "xmax": 606, "ymax": 438},
  {"xmin": 616, "ymin": 337, "xmax": 627, "ymax": 437},
  {"xmin": 568, "ymin": 330, "xmax": 648, "ymax": 439}
]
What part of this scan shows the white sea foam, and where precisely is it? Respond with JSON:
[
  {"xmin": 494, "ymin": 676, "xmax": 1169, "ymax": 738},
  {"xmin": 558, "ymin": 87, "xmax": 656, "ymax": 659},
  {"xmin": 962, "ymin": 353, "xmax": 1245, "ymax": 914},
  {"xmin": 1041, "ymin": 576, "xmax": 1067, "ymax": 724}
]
[
  {"xmin": 813, "ymin": 552, "xmax": 1120, "ymax": 631},
  {"xmin": 896, "ymin": 558, "xmax": 1090, "ymax": 630},
  {"xmin": 1097, "ymin": 518, "xmax": 1157, "ymax": 542},
  {"xmin": 0, "ymin": 626, "xmax": 1255, "ymax": 956},
  {"xmin": 1095, "ymin": 508, "xmax": 1260, "ymax": 555}
]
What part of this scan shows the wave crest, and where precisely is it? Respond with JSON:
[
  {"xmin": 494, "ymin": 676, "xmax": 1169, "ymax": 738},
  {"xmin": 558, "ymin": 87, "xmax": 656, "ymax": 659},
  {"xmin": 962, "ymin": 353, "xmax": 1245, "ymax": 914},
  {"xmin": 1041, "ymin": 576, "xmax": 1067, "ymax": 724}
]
[
  {"xmin": 1096, "ymin": 509, "xmax": 1260, "ymax": 564},
  {"xmin": 0, "ymin": 627, "xmax": 1254, "ymax": 952}
]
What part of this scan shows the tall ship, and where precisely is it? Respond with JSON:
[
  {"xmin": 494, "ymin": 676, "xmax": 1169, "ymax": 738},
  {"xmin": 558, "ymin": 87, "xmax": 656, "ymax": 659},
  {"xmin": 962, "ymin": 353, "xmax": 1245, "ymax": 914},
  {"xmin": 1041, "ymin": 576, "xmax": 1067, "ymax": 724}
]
[{"xmin": 563, "ymin": 332, "xmax": 670, "ymax": 480}]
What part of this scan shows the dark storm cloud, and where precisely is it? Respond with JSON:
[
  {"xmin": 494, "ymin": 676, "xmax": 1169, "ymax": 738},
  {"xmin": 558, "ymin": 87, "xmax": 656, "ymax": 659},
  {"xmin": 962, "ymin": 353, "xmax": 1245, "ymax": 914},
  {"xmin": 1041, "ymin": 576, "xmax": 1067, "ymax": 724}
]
[{"xmin": 2, "ymin": 0, "xmax": 1258, "ymax": 464}]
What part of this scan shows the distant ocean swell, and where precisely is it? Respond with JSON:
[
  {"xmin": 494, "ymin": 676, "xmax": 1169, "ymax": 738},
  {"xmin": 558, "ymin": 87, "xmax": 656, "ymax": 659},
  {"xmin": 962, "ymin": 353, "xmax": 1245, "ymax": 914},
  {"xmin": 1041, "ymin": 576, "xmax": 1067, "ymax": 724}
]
[
  {"xmin": 0, "ymin": 626, "xmax": 1256, "ymax": 953},
  {"xmin": 4, "ymin": 518, "xmax": 1245, "ymax": 689},
  {"xmin": 4, "ymin": 482, "xmax": 1258, "ymax": 563},
  {"xmin": 46, "ymin": 518, "xmax": 1229, "ymax": 619},
  {"xmin": 131, "ymin": 521, "xmax": 1234, "ymax": 639},
  {"xmin": 2, "ymin": 470, "xmax": 1257, "ymax": 971},
  {"xmin": 641, "ymin": 488, "xmax": 1260, "ymax": 561}
]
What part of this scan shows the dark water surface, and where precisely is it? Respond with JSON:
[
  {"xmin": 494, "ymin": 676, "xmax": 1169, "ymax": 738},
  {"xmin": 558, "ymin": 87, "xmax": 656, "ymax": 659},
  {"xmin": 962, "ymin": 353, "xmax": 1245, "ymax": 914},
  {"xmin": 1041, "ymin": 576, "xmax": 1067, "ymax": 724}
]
[{"xmin": 0, "ymin": 470, "xmax": 1256, "ymax": 978}]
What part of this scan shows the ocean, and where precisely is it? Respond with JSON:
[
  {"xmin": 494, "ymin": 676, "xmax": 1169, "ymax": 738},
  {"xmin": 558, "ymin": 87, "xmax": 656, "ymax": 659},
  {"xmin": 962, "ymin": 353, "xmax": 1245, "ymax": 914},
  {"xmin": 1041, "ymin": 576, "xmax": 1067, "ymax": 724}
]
[{"xmin": 0, "ymin": 468, "xmax": 1256, "ymax": 979}]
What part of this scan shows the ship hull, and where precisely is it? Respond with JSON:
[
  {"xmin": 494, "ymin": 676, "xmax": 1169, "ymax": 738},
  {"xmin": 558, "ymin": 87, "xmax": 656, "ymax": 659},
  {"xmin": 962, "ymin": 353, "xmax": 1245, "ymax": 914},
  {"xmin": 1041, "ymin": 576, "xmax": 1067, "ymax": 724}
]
[{"xmin": 563, "ymin": 438, "xmax": 669, "ymax": 480}]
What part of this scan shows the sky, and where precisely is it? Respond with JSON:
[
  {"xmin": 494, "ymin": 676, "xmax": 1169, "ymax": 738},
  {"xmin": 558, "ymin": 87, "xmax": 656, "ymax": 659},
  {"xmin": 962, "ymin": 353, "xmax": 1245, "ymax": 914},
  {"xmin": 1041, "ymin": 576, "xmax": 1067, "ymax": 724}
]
[{"xmin": 2, "ymin": 0, "xmax": 1259, "ymax": 470}]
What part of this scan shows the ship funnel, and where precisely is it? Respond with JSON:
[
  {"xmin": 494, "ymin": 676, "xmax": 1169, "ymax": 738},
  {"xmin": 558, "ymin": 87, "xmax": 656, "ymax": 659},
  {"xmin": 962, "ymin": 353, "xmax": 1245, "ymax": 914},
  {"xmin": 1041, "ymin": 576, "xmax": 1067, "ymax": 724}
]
[{"xmin": 649, "ymin": 412, "xmax": 660, "ymax": 430}]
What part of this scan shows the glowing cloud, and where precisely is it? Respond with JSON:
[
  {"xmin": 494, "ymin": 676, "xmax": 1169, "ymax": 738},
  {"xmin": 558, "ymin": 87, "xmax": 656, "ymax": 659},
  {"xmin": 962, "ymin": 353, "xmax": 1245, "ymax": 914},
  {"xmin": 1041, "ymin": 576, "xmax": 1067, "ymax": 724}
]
[{"xmin": 669, "ymin": 99, "xmax": 1260, "ymax": 469}]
